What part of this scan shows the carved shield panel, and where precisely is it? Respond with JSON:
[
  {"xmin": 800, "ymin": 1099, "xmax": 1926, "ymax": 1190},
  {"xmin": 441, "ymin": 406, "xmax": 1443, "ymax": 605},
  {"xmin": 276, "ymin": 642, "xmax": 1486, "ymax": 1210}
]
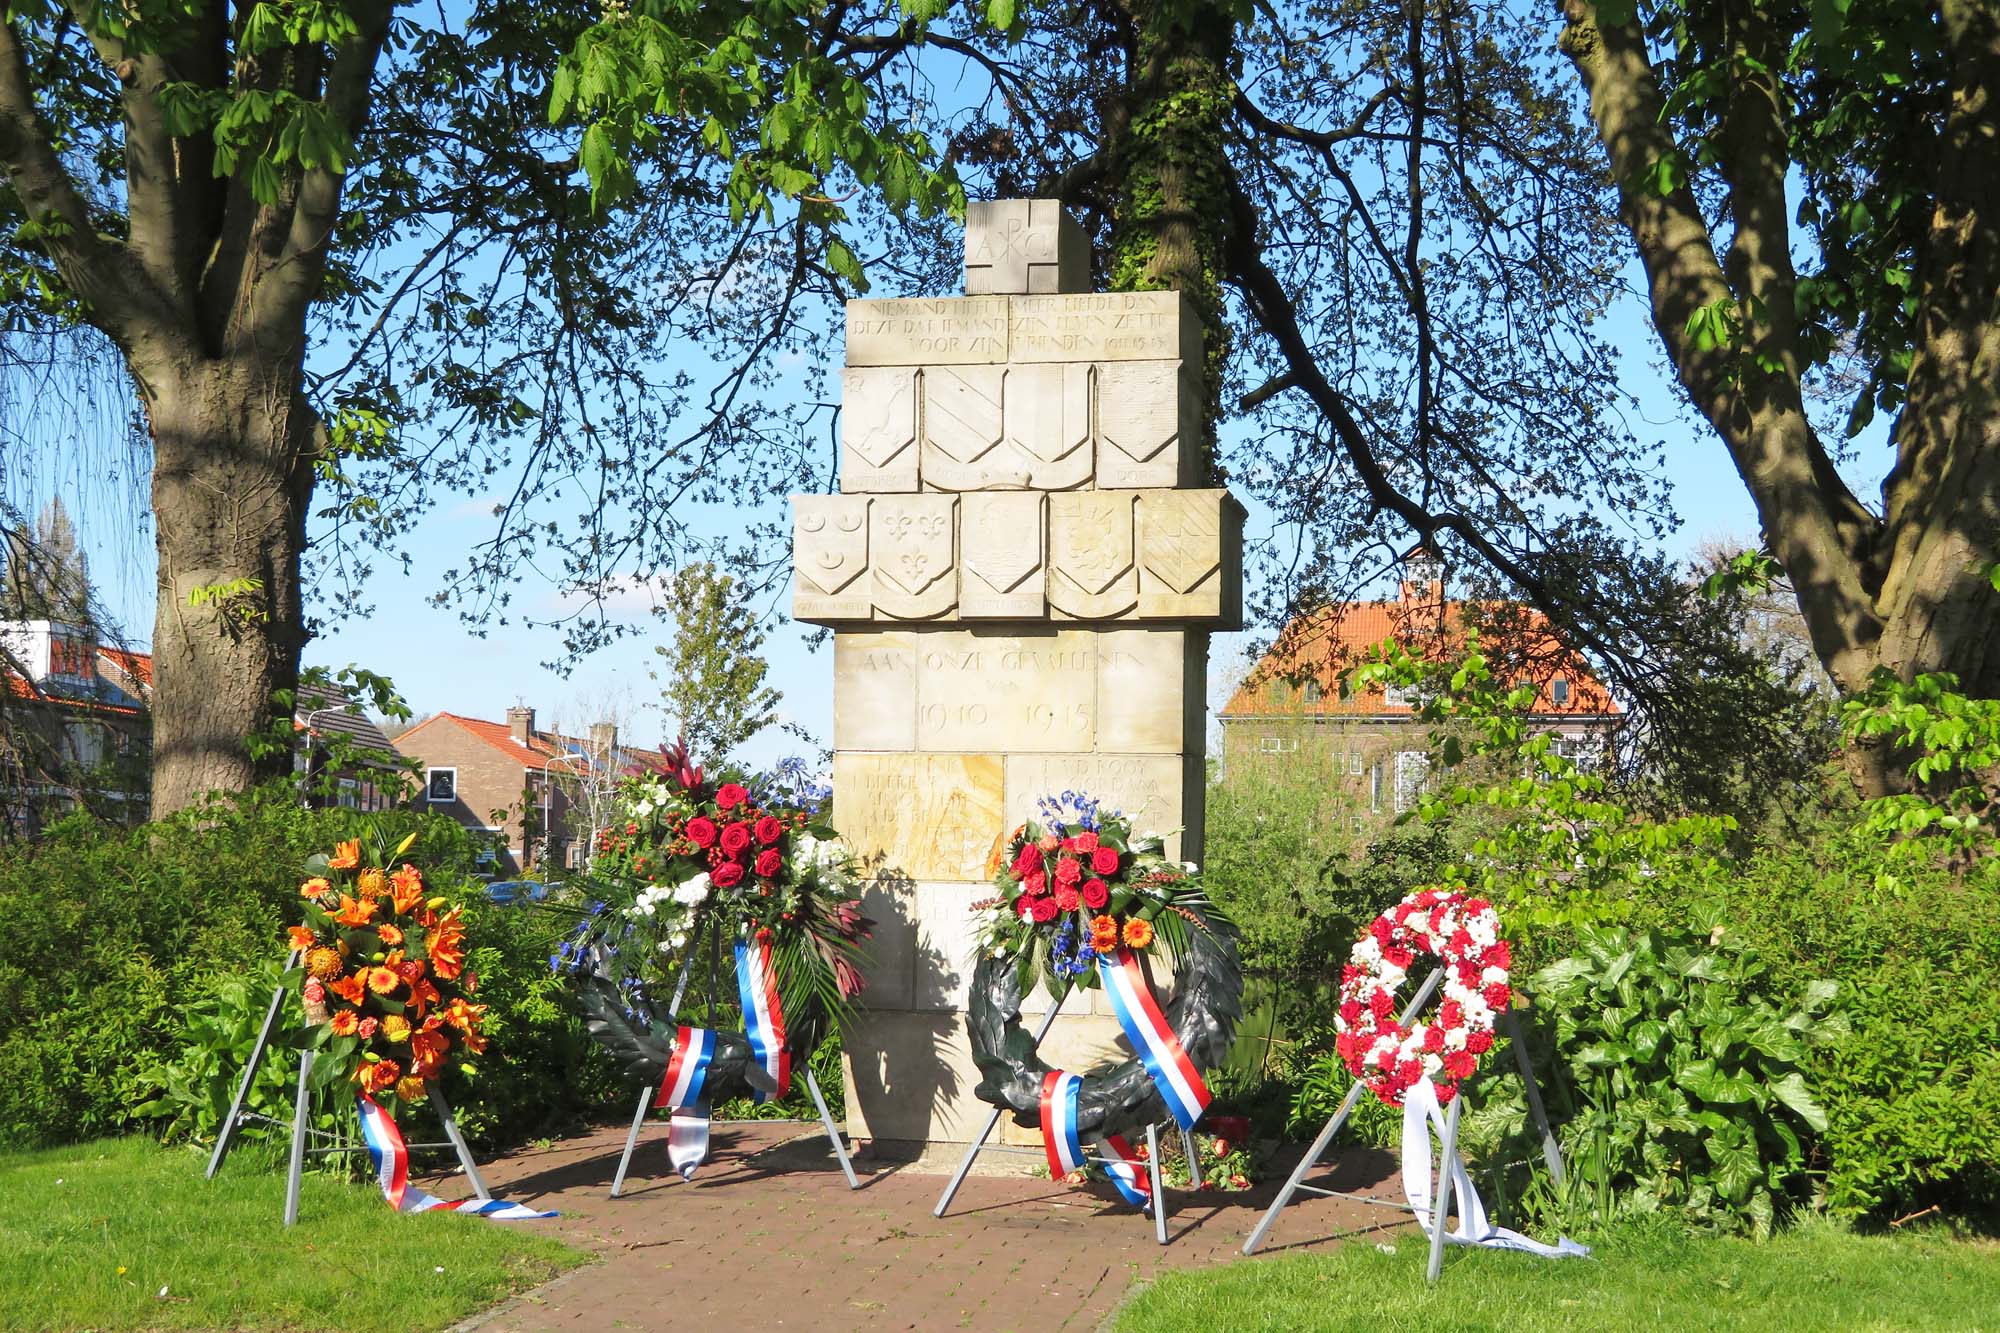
[
  {"xmin": 840, "ymin": 367, "xmax": 919, "ymax": 491},
  {"xmin": 1047, "ymin": 491, "xmax": 1137, "ymax": 619},
  {"xmin": 1096, "ymin": 361, "xmax": 1197, "ymax": 488},
  {"xmin": 793, "ymin": 494, "xmax": 873, "ymax": 624},
  {"xmin": 960, "ymin": 493, "xmax": 1046, "ymax": 617},
  {"xmin": 1003, "ymin": 363, "xmax": 1090, "ymax": 465},
  {"xmin": 872, "ymin": 494, "xmax": 958, "ymax": 620},
  {"xmin": 923, "ymin": 367, "xmax": 1005, "ymax": 465},
  {"xmin": 1138, "ymin": 490, "xmax": 1220, "ymax": 594}
]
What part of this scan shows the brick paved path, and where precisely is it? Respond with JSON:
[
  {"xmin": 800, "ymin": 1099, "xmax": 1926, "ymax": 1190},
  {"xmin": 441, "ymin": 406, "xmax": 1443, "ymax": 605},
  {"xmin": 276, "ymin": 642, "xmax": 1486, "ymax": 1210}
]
[{"xmin": 448, "ymin": 1120, "xmax": 1407, "ymax": 1332}]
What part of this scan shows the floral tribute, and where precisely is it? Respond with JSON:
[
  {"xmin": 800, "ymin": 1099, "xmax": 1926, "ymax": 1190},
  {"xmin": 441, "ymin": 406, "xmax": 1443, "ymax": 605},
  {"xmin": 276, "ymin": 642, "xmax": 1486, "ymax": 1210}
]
[
  {"xmin": 974, "ymin": 791, "xmax": 1205, "ymax": 995},
  {"xmin": 555, "ymin": 742, "xmax": 871, "ymax": 1034},
  {"xmin": 1335, "ymin": 888, "xmax": 1513, "ymax": 1106},
  {"xmin": 291, "ymin": 830, "xmax": 486, "ymax": 1119}
]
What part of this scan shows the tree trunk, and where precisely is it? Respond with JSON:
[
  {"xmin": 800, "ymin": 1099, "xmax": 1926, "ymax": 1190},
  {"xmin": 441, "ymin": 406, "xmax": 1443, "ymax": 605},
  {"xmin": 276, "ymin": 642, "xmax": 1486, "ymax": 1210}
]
[{"xmin": 144, "ymin": 354, "xmax": 316, "ymax": 816}]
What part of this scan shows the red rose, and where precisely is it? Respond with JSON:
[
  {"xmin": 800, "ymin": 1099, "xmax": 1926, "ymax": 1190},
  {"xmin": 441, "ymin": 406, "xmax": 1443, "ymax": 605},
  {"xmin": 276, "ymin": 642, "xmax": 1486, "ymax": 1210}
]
[
  {"xmin": 1483, "ymin": 982, "xmax": 1511, "ymax": 1010},
  {"xmin": 685, "ymin": 816, "xmax": 718, "ymax": 848},
  {"xmin": 1023, "ymin": 870, "xmax": 1047, "ymax": 896},
  {"xmin": 1054, "ymin": 885, "xmax": 1080, "ymax": 912},
  {"xmin": 1072, "ymin": 831, "xmax": 1100, "ymax": 853},
  {"xmin": 1029, "ymin": 896, "xmax": 1059, "ymax": 924},
  {"xmin": 717, "ymin": 783, "xmax": 750, "ymax": 810},
  {"xmin": 712, "ymin": 862, "xmax": 745, "ymax": 888},
  {"xmin": 720, "ymin": 822, "xmax": 753, "ymax": 856},
  {"xmin": 754, "ymin": 848, "xmax": 783, "ymax": 878},
  {"xmin": 1017, "ymin": 896, "xmax": 1035, "ymax": 920},
  {"xmin": 1060, "ymin": 836, "xmax": 1079, "ymax": 852},
  {"xmin": 1081, "ymin": 877, "xmax": 1109, "ymax": 909},
  {"xmin": 1054, "ymin": 856, "xmax": 1082, "ymax": 887},
  {"xmin": 754, "ymin": 815, "xmax": 785, "ymax": 846},
  {"xmin": 1384, "ymin": 945, "xmax": 1415, "ymax": 969},
  {"xmin": 1089, "ymin": 847, "xmax": 1119, "ymax": 875},
  {"xmin": 1370, "ymin": 916, "xmax": 1395, "ymax": 945}
]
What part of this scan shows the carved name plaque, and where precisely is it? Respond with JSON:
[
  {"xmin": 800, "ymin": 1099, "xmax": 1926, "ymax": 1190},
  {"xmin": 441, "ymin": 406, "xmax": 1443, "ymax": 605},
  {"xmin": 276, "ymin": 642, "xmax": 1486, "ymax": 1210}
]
[
  {"xmin": 1096, "ymin": 360, "xmax": 1199, "ymax": 489},
  {"xmin": 834, "ymin": 752, "xmax": 1005, "ymax": 881},
  {"xmin": 959, "ymin": 492, "xmax": 1045, "ymax": 617},
  {"xmin": 793, "ymin": 494, "xmax": 872, "ymax": 622},
  {"xmin": 1010, "ymin": 291, "xmax": 1202, "ymax": 364},
  {"xmin": 1047, "ymin": 491, "xmax": 1139, "ymax": 620},
  {"xmin": 964, "ymin": 199, "xmax": 1089, "ymax": 296},
  {"xmin": 872, "ymin": 494, "xmax": 958, "ymax": 620},
  {"xmin": 1138, "ymin": 489, "xmax": 1244, "ymax": 624},
  {"xmin": 846, "ymin": 297, "xmax": 1009, "ymax": 367},
  {"xmin": 915, "ymin": 631, "xmax": 1096, "ymax": 752},
  {"xmin": 840, "ymin": 367, "xmax": 919, "ymax": 492}
]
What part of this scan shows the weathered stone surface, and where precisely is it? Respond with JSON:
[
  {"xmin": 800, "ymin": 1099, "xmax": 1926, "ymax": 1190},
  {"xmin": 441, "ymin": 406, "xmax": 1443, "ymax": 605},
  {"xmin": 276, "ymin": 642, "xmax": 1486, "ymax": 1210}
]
[
  {"xmin": 1046, "ymin": 491, "xmax": 1139, "ymax": 620},
  {"xmin": 1010, "ymin": 291, "xmax": 1203, "ymax": 364},
  {"xmin": 793, "ymin": 494, "xmax": 871, "ymax": 622},
  {"xmin": 839, "ymin": 367, "xmax": 920, "ymax": 492},
  {"xmin": 958, "ymin": 492, "xmax": 1046, "ymax": 617},
  {"xmin": 846, "ymin": 297, "xmax": 1009, "ymax": 366},
  {"xmin": 833, "ymin": 751, "xmax": 1005, "ymax": 882},
  {"xmin": 854, "ymin": 878, "xmax": 918, "ymax": 1010},
  {"xmin": 963, "ymin": 199, "xmax": 1090, "ymax": 296},
  {"xmin": 1004, "ymin": 752, "xmax": 1192, "ymax": 861},
  {"xmin": 1096, "ymin": 360, "xmax": 1200, "ymax": 489},
  {"xmin": 1095, "ymin": 628, "xmax": 1205, "ymax": 754},
  {"xmin": 1137, "ymin": 489, "xmax": 1243, "ymax": 625},
  {"xmin": 833, "ymin": 631, "xmax": 917, "ymax": 751},
  {"xmin": 1001, "ymin": 363, "xmax": 1091, "ymax": 490},
  {"xmin": 841, "ymin": 1009, "xmax": 983, "ymax": 1142},
  {"xmin": 872, "ymin": 494, "xmax": 958, "ymax": 620},
  {"xmin": 911, "ymin": 880, "xmax": 983, "ymax": 1011},
  {"xmin": 914, "ymin": 630, "xmax": 1097, "ymax": 753}
]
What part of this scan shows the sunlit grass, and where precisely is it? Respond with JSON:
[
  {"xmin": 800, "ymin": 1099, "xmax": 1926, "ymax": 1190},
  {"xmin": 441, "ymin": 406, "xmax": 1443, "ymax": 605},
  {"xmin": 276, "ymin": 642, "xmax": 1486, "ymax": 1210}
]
[
  {"xmin": 0, "ymin": 1136, "xmax": 586, "ymax": 1332},
  {"xmin": 1114, "ymin": 1216, "xmax": 2000, "ymax": 1331}
]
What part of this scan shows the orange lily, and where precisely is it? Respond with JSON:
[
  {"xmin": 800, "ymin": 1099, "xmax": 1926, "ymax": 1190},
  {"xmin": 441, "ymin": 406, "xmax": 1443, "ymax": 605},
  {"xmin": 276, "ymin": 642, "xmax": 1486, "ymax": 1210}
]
[
  {"xmin": 441, "ymin": 996, "xmax": 487, "ymax": 1035},
  {"xmin": 407, "ymin": 975, "xmax": 441, "ymax": 1021},
  {"xmin": 329, "ymin": 973, "xmax": 367, "ymax": 1006},
  {"xmin": 390, "ymin": 864, "xmax": 425, "ymax": 914},
  {"xmin": 410, "ymin": 1025, "xmax": 451, "ymax": 1077},
  {"xmin": 330, "ymin": 894, "xmax": 377, "ymax": 928},
  {"xmin": 328, "ymin": 840, "xmax": 362, "ymax": 870},
  {"xmin": 425, "ymin": 907, "xmax": 467, "ymax": 981}
]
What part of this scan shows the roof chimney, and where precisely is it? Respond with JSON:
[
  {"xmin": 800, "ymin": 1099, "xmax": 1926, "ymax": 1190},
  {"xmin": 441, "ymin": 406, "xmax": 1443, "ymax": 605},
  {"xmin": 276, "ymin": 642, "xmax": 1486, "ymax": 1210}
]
[
  {"xmin": 589, "ymin": 721, "xmax": 618, "ymax": 756},
  {"xmin": 506, "ymin": 704, "xmax": 535, "ymax": 746}
]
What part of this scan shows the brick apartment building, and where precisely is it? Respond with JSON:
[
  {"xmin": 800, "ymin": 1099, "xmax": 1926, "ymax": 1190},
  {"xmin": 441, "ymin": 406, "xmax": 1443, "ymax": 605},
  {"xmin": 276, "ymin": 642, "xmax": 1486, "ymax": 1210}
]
[{"xmin": 1, "ymin": 619, "xmax": 152, "ymax": 833}]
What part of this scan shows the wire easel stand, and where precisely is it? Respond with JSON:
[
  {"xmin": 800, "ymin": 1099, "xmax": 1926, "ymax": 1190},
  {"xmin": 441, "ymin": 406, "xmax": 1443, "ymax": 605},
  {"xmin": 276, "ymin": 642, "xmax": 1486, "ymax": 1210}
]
[
  {"xmin": 205, "ymin": 951, "xmax": 494, "ymax": 1226},
  {"xmin": 1242, "ymin": 966, "xmax": 1568, "ymax": 1282},
  {"xmin": 607, "ymin": 912, "xmax": 858, "ymax": 1198},
  {"xmin": 931, "ymin": 987, "xmax": 1206, "ymax": 1247}
]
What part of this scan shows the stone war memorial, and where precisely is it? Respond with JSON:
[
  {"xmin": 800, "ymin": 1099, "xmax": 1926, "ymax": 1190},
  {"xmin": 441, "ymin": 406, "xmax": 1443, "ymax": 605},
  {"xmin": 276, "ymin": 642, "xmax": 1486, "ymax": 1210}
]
[{"xmin": 791, "ymin": 198, "xmax": 1245, "ymax": 1155}]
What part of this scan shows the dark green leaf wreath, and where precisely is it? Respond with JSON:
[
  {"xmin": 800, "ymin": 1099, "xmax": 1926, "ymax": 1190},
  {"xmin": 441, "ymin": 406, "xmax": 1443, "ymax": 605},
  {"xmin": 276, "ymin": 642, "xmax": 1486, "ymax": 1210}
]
[
  {"xmin": 967, "ymin": 900, "xmax": 1243, "ymax": 1140},
  {"xmin": 574, "ymin": 966, "xmax": 834, "ymax": 1104}
]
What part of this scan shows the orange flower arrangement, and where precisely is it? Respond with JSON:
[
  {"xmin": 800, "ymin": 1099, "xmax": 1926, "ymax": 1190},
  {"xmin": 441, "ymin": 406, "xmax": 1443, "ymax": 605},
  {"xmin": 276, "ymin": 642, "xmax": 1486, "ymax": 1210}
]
[{"xmin": 290, "ymin": 830, "xmax": 489, "ymax": 1117}]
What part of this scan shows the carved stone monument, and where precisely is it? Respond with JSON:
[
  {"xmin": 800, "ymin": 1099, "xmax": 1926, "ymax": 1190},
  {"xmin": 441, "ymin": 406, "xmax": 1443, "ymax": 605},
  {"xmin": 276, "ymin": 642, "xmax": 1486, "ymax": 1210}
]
[{"xmin": 793, "ymin": 199, "xmax": 1244, "ymax": 1155}]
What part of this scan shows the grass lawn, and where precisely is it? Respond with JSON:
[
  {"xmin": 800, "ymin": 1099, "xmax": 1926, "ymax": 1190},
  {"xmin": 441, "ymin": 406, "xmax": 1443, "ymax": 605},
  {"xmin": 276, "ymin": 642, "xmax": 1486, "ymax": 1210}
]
[
  {"xmin": 1113, "ymin": 1217, "xmax": 2000, "ymax": 1332},
  {"xmin": 0, "ymin": 1136, "xmax": 587, "ymax": 1332}
]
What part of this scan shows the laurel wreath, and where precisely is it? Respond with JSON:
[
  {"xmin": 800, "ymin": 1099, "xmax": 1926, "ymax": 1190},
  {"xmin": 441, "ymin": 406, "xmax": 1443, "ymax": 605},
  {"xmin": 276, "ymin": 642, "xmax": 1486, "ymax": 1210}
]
[
  {"xmin": 966, "ymin": 898, "xmax": 1243, "ymax": 1141},
  {"xmin": 573, "ymin": 968, "xmax": 833, "ymax": 1105}
]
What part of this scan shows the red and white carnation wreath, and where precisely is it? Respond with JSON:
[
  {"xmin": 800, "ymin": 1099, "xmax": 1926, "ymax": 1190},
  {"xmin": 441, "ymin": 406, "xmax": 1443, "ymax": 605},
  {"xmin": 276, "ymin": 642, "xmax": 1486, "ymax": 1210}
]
[{"xmin": 1335, "ymin": 889, "xmax": 1514, "ymax": 1105}]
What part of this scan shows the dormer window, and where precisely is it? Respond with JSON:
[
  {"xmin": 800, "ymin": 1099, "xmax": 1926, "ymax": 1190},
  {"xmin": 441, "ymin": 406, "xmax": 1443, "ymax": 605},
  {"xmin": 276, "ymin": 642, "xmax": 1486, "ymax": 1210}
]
[
  {"xmin": 1302, "ymin": 679, "xmax": 1322, "ymax": 704},
  {"xmin": 1551, "ymin": 677, "xmax": 1571, "ymax": 707}
]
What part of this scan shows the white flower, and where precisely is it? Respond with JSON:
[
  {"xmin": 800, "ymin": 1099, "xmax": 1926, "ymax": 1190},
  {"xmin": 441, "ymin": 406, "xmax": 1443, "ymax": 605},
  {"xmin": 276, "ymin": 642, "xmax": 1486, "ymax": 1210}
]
[
  {"xmin": 672, "ymin": 872, "xmax": 712, "ymax": 906},
  {"xmin": 656, "ymin": 940, "xmax": 673, "ymax": 954},
  {"xmin": 668, "ymin": 931, "xmax": 688, "ymax": 950},
  {"xmin": 1422, "ymin": 1052, "xmax": 1444, "ymax": 1076},
  {"xmin": 1481, "ymin": 965, "xmax": 1508, "ymax": 986},
  {"xmin": 1183, "ymin": 860, "xmax": 1200, "ymax": 874}
]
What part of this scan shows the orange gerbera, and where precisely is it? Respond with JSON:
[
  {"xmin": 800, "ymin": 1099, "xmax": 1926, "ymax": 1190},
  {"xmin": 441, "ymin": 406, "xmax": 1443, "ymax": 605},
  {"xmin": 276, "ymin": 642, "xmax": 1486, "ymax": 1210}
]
[
  {"xmin": 299, "ymin": 876, "xmax": 331, "ymax": 899},
  {"xmin": 329, "ymin": 973, "xmax": 367, "ymax": 1005},
  {"xmin": 304, "ymin": 946, "xmax": 343, "ymax": 981},
  {"xmin": 357, "ymin": 1059, "xmax": 401, "ymax": 1093},
  {"xmin": 329, "ymin": 1009, "xmax": 360, "ymax": 1036},
  {"xmin": 376, "ymin": 923, "xmax": 403, "ymax": 947},
  {"xmin": 365, "ymin": 966, "xmax": 400, "ymax": 995},
  {"xmin": 330, "ymin": 893, "xmax": 377, "ymax": 927},
  {"xmin": 395, "ymin": 1075, "xmax": 428, "ymax": 1103},
  {"xmin": 425, "ymin": 907, "xmax": 466, "ymax": 981},
  {"xmin": 1121, "ymin": 917, "xmax": 1155, "ymax": 950},
  {"xmin": 356, "ymin": 867, "xmax": 389, "ymax": 899},
  {"xmin": 441, "ymin": 995, "xmax": 487, "ymax": 1035},
  {"xmin": 410, "ymin": 1025, "xmax": 450, "ymax": 1077},
  {"xmin": 288, "ymin": 925, "xmax": 317, "ymax": 952},
  {"xmin": 389, "ymin": 864, "xmax": 425, "ymax": 914},
  {"xmin": 328, "ymin": 840, "xmax": 362, "ymax": 870}
]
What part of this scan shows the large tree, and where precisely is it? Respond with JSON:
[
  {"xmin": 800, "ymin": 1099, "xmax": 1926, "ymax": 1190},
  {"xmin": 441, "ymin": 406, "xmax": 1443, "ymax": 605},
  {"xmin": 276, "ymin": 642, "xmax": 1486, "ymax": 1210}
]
[
  {"xmin": 0, "ymin": 0, "xmax": 953, "ymax": 814},
  {"xmin": 1556, "ymin": 0, "xmax": 2000, "ymax": 761}
]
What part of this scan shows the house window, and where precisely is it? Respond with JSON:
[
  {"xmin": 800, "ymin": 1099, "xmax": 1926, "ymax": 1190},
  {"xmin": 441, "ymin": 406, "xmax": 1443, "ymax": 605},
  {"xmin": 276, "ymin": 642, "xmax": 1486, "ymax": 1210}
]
[
  {"xmin": 336, "ymin": 778, "xmax": 361, "ymax": 810},
  {"xmin": 426, "ymin": 767, "xmax": 458, "ymax": 803},
  {"xmin": 1369, "ymin": 761, "xmax": 1385, "ymax": 811},
  {"xmin": 1395, "ymin": 751, "xmax": 1432, "ymax": 812},
  {"xmin": 1302, "ymin": 679, "xmax": 1322, "ymax": 704},
  {"xmin": 1551, "ymin": 677, "xmax": 1571, "ymax": 707},
  {"xmin": 1348, "ymin": 750, "xmax": 1364, "ymax": 775},
  {"xmin": 1259, "ymin": 734, "xmax": 1299, "ymax": 753}
]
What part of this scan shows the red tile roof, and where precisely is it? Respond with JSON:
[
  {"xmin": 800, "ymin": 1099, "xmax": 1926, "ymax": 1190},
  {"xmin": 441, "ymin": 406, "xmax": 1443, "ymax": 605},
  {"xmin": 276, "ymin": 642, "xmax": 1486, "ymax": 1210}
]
[
  {"xmin": 397, "ymin": 712, "xmax": 557, "ymax": 768},
  {"xmin": 97, "ymin": 647, "xmax": 153, "ymax": 690},
  {"xmin": 1222, "ymin": 595, "xmax": 1621, "ymax": 719}
]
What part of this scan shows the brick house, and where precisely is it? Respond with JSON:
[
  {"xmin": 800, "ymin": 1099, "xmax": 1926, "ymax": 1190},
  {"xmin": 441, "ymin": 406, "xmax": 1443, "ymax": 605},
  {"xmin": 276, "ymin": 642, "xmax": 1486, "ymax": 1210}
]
[
  {"xmin": 1, "ymin": 619, "xmax": 152, "ymax": 834},
  {"xmin": 1218, "ymin": 554, "xmax": 1621, "ymax": 818},
  {"xmin": 294, "ymin": 681, "xmax": 399, "ymax": 812},
  {"xmin": 391, "ymin": 706, "xmax": 669, "ymax": 876}
]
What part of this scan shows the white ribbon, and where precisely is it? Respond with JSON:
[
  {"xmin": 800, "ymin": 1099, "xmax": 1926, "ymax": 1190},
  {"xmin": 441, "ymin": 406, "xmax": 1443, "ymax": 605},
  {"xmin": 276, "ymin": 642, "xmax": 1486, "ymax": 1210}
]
[
  {"xmin": 1401, "ymin": 1077, "xmax": 1590, "ymax": 1259},
  {"xmin": 667, "ymin": 1099, "xmax": 710, "ymax": 1181}
]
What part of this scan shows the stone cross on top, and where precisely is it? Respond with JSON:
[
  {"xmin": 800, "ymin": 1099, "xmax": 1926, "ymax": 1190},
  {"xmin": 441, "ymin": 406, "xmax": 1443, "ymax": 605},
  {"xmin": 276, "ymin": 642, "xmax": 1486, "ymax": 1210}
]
[{"xmin": 963, "ymin": 200, "xmax": 1090, "ymax": 295}]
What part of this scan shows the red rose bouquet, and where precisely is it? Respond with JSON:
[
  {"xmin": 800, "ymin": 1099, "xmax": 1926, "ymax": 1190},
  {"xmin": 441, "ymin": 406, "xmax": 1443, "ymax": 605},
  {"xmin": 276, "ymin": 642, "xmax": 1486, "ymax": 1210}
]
[{"xmin": 291, "ymin": 830, "xmax": 486, "ymax": 1118}]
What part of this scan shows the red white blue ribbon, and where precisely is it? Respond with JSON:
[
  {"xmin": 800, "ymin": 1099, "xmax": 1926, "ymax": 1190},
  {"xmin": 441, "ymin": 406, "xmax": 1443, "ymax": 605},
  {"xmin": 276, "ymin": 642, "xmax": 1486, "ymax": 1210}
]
[
  {"xmin": 658, "ymin": 1026, "xmax": 716, "ymax": 1179},
  {"xmin": 1038, "ymin": 1070, "xmax": 1086, "ymax": 1179},
  {"xmin": 356, "ymin": 1095, "xmax": 555, "ymax": 1219},
  {"xmin": 1098, "ymin": 946, "xmax": 1212, "ymax": 1131},
  {"xmin": 1037, "ymin": 1068, "xmax": 1152, "ymax": 1212},
  {"xmin": 734, "ymin": 939, "xmax": 792, "ymax": 1103}
]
